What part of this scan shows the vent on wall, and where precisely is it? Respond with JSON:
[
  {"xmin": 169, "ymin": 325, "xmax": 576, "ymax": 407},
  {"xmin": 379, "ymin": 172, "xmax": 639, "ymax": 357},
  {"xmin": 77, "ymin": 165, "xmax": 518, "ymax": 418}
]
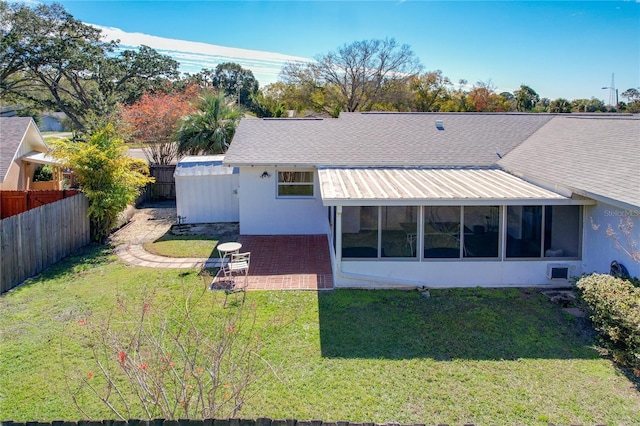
[{"xmin": 546, "ymin": 264, "xmax": 570, "ymax": 280}]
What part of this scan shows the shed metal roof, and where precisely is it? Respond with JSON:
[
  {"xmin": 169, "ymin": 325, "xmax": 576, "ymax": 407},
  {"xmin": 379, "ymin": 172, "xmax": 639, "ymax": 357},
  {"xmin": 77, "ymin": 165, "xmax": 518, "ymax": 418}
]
[
  {"xmin": 318, "ymin": 168, "xmax": 585, "ymax": 206},
  {"xmin": 174, "ymin": 155, "xmax": 237, "ymax": 177}
]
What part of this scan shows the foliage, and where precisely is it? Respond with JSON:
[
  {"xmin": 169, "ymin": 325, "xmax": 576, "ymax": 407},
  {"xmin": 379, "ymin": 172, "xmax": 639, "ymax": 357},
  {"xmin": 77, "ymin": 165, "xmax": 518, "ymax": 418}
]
[
  {"xmin": 576, "ymin": 273, "xmax": 640, "ymax": 372},
  {"xmin": 176, "ymin": 92, "xmax": 242, "ymax": 155},
  {"xmin": 465, "ymin": 80, "xmax": 511, "ymax": 112},
  {"xmin": 213, "ymin": 63, "xmax": 260, "ymax": 109},
  {"xmin": 410, "ymin": 71, "xmax": 452, "ymax": 112},
  {"xmin": 51, "ymin": 125, "xmax": 154, "ymax": 242},
  {"xmin": 549, "ymin": 98, "xmax": 572, "ymax": 113},
  {"xmin": 120, "ymin": 86, "xmax": 198, "ymax": 165},
  {"xmin": 621, "ymin": 88, "xmax": 640, "ymax": 113},
  {"xmin": 514, "ymin": 84, "xmax": 540, "ymax": 112},
  {"xmin": 0, "ymin": 1, "xmax": 179, "ymax": 132},
  {"xmin": 33, "ymin": 165, "xmax": 53, "ymax": 182},
  {"xmin": 69, "ymin": 286, "xmax": 266, "ymax": 419},
  {"xmin": 570, "ymin": 97, "xmax": 606, "ymax": 113},
  {"xmin": 281, "ymin": 38, "xmax": 422, "ymax": 114}
]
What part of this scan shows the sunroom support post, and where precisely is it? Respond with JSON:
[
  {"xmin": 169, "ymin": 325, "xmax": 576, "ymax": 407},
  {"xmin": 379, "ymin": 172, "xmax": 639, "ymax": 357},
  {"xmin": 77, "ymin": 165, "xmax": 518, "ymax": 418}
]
[{"xmin": 335, "ymin": 205, "xmax": 343, "ymax": 272}]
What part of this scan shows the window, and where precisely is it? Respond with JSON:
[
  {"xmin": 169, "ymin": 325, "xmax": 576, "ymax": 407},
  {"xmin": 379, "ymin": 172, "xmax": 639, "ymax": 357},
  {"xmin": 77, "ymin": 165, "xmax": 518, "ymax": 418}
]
[
  {"xmin": 505, "ymin": 205, "xmax": 581, "ymax": 259},
  {"xmin": 277, "ymin": 171, "xmax": 314, "ymax": 197},
  {"xmin": 381, "ymin": 206, "xmax": 418, "ymax": 258},
  {"xmin": 463, "ymin": 206, "xmax": 500, "ymax": 258},
  {"xmin": 544, "ymin": 205, "xmax": 581, "ymax": 258},
  {"xmin": 342, "ymin": 206, "xmax": 378, "ymax": 258},
  {"xmin": 506, "ymin": 206, "xmax": 542, "ymax": 258},
  {"xmin": 424, "ymin": 206, "xmax": 461, "ymax": 258}
]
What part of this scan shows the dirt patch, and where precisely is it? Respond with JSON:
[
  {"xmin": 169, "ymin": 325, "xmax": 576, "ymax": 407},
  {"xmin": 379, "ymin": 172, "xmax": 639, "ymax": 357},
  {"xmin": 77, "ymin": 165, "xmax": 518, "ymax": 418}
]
[
  {"xmin": 109, "ymin": 200, "xmax": 177, "ymax": 246},
  {"xmin": 110, "ymin": 201, "xmax": 240, "ymax": 247}
]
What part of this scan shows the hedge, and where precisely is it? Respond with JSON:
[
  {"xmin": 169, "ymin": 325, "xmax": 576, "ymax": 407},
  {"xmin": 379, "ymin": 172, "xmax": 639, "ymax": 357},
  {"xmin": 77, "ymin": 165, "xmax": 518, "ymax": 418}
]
[{"xmin": 576, "ymin": 273, "xmax": 640, "ymax": 370}]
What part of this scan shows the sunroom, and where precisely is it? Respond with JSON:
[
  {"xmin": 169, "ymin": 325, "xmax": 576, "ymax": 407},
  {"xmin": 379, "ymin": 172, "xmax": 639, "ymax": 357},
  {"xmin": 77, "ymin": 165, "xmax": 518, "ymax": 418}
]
[{"xmin": 319, "ymin": 168, "xmax": 594, "ymax": 288}]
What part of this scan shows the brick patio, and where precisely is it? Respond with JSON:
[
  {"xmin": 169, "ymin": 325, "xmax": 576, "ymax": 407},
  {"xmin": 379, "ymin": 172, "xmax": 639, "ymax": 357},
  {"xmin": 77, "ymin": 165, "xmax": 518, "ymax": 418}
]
[{"xmin": 216, "ymin": 234, "xmax": 334, "ymax": 291}]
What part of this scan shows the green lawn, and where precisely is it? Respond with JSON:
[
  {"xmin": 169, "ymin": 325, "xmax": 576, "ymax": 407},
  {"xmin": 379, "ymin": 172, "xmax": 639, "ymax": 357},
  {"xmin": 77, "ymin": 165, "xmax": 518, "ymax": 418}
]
[
  {"xmin": 142, "ymin": 234, "xmax": 235, "ymax": 258},
  {"xmin": 1, "ymin": 245, "xmax": 639, "ymax": 424}
]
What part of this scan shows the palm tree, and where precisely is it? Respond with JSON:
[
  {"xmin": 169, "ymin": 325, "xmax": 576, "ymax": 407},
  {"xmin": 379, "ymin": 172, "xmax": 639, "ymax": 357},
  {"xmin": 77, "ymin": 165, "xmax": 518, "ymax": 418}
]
[{"xmin": 176, "ymin": 92, "xmax": 242, "ymax": 156}]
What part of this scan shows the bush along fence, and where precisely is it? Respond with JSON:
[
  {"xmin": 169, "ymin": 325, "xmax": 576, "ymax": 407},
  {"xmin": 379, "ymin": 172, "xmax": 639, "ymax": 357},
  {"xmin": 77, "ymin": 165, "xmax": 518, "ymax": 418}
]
[
  {"xmin": 0, "ymin": 193, "xmax": 90, "ymax": 294},
  {"xmin": 0, "ymin": 419, "xmax": 609, "ymax": 426}
]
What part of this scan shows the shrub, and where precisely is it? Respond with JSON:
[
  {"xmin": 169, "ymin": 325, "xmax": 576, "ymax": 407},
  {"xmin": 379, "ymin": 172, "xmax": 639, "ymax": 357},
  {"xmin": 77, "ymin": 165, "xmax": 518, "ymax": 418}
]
[{"xmin": 576, "ymin": 273, "xmax": 640, "ymax": 370}]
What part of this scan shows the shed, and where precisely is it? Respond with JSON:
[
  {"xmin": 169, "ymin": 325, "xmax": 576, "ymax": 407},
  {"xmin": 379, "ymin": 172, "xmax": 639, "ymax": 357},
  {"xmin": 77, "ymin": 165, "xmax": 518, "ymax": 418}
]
[{"xmin": 174, "ymin": 155, "xmax": 239, "ymax": 224}]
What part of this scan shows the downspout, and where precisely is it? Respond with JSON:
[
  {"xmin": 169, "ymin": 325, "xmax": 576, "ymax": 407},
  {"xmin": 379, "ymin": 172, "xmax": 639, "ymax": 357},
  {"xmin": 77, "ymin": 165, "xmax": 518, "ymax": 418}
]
[{"xmin": 328, "ymin": 206, "xmax": 426, "ymax": 289}]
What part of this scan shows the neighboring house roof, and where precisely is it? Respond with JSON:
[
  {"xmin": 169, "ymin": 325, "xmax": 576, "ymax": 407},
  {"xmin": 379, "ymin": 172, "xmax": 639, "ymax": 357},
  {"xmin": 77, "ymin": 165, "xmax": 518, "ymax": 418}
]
[
  {"xmin": 225, "ymin": 112, "xmax": 554, "ymax": 168},
  {"xmin": 499, "ymin": 115, "xmax": 640, "ymax": 209},
  {"xmin": 0, "ymin": 117, "xmax": 47, "ymax": 182}
]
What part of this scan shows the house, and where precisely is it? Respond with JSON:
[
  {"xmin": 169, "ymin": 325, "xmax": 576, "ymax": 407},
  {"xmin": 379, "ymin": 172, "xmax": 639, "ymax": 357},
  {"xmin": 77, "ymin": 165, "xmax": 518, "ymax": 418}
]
[
  {"xmin": 220, "ymin": 112, "xmax": 639, "ymax": 288},
  {"xmin": 0, "ymin": 117, "xmax": 62, "ymax": 191},
  {"xmin": 40, "ymin": 112, "xmax": 66, "ymax": 132}
]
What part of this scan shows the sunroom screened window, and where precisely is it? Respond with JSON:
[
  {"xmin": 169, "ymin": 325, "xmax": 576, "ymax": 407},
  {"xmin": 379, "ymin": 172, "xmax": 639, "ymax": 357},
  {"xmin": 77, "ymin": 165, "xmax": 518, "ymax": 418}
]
[{"xmin": 278, "ymin": 171, "xmax": 314, "ymax": 197}]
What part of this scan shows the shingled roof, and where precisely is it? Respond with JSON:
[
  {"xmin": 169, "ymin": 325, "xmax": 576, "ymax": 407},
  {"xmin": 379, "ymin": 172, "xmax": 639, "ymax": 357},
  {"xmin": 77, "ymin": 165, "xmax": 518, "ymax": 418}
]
[
  {"xmin": 224, "ymin": 112, "xmax": 554, "ymax": 168},
  {"xmin": 0, "ymin": 117, "xmax": 38, "ymax": 182},
  {"xmin": 499, "ymin": 115, "xmax": 640, "ymax": 209}
]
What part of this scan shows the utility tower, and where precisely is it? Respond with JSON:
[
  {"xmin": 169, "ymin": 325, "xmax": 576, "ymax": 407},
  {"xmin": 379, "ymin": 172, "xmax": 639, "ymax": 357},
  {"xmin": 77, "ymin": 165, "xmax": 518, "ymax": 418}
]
[{"xmin": 602, "ymin": 73, "xmax": 618, "ymax": 107}]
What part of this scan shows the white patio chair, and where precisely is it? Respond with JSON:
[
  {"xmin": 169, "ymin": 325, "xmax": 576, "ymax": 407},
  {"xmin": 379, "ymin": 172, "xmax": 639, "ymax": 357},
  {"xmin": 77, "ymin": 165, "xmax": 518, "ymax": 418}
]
[{"xmin": 223, "ymin": 252, "xmax": 250, "ymax": 305}]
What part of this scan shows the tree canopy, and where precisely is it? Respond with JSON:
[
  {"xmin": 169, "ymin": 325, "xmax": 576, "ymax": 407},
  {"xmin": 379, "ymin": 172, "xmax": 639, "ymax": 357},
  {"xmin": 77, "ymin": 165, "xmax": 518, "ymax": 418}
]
[
  {"xmin": 176, "ymin": 93, "xmax": 242, "ymax": 156},
  {"xmin": 120, "ymin": 85, "xmax": 199, "ymax": 165},
  {"xmin": 1, "ymin": 1, "xmax": 179, "ymax": 132},
  {"xmin": 280, "ymin": 38, "xmax": 422, "ymax": 116}
]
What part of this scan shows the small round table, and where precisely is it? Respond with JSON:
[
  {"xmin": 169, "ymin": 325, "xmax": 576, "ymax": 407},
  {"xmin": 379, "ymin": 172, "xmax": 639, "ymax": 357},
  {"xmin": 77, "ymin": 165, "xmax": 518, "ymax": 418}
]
[{"xmin": 217, "ymin": 241, "xmax": 242, "ymax": 261}]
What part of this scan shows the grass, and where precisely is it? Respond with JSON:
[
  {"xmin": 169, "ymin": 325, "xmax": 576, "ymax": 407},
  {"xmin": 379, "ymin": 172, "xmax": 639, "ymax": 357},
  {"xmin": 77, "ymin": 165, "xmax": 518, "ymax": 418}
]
[
  {"xmin": 1, "ymin": 245, "xmax": 639, "ymax": 424},
  {"xmin": 142, "ymin": 234, "xmax": 232, "ymax": 258}
]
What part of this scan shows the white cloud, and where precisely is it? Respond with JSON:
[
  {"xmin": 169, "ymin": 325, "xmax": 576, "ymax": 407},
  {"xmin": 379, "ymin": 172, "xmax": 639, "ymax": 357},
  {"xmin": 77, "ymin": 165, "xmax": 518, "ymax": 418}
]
[{"xmin": 95, "ymin": 25, "xmax": 310, "ymax": 86}]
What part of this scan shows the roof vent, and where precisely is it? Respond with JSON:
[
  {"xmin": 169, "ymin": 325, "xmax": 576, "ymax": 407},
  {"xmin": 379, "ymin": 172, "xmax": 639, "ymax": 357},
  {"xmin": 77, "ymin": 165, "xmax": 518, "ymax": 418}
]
[{"xmin": 435, "ymin": 119, "xmax": 444, "ymax": 130}]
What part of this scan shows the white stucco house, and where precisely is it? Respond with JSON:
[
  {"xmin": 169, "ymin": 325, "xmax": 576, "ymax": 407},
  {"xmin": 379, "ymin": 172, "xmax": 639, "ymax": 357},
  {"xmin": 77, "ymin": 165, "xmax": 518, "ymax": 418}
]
[{"xmin": 217, "ymin": 112, "xmax": 639, "ymax": 288}]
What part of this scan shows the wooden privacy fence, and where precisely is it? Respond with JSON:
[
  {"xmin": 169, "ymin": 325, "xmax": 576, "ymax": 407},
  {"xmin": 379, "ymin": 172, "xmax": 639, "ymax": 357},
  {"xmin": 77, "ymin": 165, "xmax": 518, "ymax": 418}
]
[
  {"xmin": 0, "ymin": 418, "xmax": 607, "ymax": 426},
  {"xmin": 150, "ymin": 165, "xmax": 176, "ymax": 199},
  {"xmin": 134, "ymin": 165, "xmax": 177, "ymax": 205},
  {"xmin": 0, "ymin": 194, "xmax": 90, "ymax": 294},
  {"xmin": 0, "ymin": 190, "xmax": 79, "ymax": 219}
]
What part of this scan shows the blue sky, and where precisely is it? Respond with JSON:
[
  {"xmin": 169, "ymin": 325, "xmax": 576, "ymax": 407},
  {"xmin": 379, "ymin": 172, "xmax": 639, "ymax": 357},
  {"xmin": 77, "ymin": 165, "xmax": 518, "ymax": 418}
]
[{"xmin": 40, "ymin": 0, "xmax": 640, "ymax": 102}]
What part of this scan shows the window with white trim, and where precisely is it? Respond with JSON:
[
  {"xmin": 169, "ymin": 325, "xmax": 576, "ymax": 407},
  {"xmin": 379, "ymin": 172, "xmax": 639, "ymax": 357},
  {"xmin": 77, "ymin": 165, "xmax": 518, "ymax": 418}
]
[{"xmin": 277, "ymin": 171, "xmax": 314, "ymax": 197}]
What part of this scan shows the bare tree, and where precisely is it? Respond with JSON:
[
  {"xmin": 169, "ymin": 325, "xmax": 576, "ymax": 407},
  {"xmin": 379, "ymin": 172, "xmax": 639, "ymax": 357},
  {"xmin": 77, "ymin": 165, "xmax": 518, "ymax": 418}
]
[{"xmin": 282, "ymin": 38, "xmax": 422, "ymax": 114}]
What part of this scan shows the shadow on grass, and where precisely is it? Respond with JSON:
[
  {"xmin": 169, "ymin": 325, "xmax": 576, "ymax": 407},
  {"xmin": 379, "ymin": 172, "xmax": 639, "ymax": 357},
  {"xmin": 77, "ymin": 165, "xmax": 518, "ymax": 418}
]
[{"xmin": 318, "ymin": 288, "xmax": 600, "ymax": 360}]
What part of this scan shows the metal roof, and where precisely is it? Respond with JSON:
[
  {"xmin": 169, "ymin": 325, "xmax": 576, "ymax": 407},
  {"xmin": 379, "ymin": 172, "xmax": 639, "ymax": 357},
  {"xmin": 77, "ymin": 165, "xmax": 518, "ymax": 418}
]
[
  {"xmin": 318, "ymin": 168, "xmax": 581, "ymax": 206},
  {"xmin": 175, "ymin": 155, "xmax": 237, "ymax": 177}
]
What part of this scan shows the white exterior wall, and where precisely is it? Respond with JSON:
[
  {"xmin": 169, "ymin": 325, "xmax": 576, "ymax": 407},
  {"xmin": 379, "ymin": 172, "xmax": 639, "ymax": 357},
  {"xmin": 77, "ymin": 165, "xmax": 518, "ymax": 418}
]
[
  {"xmin": 175, "ymin": 174, "xmax": 239, "ymax": 223},
  {"xmin": 336, "ymin": 259, "xmax": 583, "ymax": 288},
  {"xmin": 238, "ymin": 167, "xmax": 328, "ymax": 235},
  {"xmin": 582, "ymin": 201, "xmax": 640, "ymax": 278}
]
